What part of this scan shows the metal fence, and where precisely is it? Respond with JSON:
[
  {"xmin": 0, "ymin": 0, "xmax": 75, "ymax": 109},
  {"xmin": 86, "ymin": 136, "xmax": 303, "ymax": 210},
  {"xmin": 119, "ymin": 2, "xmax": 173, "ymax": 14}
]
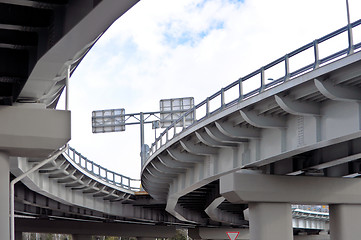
[
  {"xmin": 148, "ymin": 19, "xmax": 361, "ymax": 159},
  {"xmin": 64, "ymin": 146, "xmax": 141, "ymax": 191},
  {"xmin": 292, "ymin": 205, "xmax": 329, "ymax": 222},
  {"xmin": 292, "ymin": 205, "xmax": 329, "ymax": 213}
]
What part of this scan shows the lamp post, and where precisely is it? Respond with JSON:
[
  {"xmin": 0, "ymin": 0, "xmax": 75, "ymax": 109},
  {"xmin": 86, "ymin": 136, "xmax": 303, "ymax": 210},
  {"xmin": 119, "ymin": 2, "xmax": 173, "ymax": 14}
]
[{"xmin": 91, "ymin": 97, "xmax": 194, "ymax": 166}]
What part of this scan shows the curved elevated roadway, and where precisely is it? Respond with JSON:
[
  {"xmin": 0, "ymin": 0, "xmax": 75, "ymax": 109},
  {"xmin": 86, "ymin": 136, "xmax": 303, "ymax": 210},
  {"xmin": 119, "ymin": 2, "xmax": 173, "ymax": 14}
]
[{"xmin": 141, "ymin": 18, "xmax": 361, "ymax": 240}]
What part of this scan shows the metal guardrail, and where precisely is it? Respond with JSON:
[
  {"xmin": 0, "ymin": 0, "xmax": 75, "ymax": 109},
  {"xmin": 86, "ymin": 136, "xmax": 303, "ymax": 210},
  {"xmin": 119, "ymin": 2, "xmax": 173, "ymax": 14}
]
[
  {"xmin": 292, "ymin": 205, "xmax": 329, "ymax": 221},
  {"xmin": 64, "ymin": 146, "xmax": 141, "ymax": 191},
  {"xmin": 148, "ymin": 19, "xmax": 361, "ymax": 159},
  {"xmin": 292, "ymin": 205, "xmax": 329, "ymax": 213}
]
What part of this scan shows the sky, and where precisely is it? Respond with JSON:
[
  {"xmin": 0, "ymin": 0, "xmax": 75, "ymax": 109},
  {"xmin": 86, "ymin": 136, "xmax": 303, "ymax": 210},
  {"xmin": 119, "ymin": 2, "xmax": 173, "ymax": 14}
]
[{"xmin": 59, "ymin": 0, "xmax": 361, "ymax": 180}]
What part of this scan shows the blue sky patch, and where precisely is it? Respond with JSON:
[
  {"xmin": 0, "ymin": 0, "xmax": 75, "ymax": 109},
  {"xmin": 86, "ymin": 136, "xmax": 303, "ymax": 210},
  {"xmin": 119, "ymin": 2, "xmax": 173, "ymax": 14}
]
[{"xmin": 162, "ymin": 20, "xmax": 225, "ymax": 48}]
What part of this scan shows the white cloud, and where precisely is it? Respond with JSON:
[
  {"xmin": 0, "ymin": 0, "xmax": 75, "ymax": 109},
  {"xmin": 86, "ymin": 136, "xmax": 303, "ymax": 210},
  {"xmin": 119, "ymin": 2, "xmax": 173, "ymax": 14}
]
[{"xmin": 65, "ymin": 0, "xmax": 361, "ymax": 179}]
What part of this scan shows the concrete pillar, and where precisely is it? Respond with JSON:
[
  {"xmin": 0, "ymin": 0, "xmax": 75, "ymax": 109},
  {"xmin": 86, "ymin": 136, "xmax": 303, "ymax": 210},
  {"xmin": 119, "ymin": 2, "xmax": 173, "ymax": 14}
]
[
  {"xmin": 0, "ymin": 152, "xmax": 9, "ymax": 240},
  {"xmin": 329, "ymin": 204, "xmax": 361, "ymax": 240},
  {"xmin": 72, "ymin": 235, "xmax": 92, "ymax": 240},
  {"xmin": 248, "ymin": 202, "xmax": 293, "ymax": 240}
]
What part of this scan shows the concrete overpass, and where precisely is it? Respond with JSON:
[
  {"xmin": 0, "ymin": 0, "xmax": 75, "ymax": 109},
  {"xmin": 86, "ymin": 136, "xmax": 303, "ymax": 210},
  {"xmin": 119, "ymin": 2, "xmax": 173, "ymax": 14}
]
[
  {"xmin": 1, "ymin": 0, "xmax": 361, "ymax": 240},
  {"xmin": 141, "ymin": 16, "xmax": 361, "ymax": 240}
]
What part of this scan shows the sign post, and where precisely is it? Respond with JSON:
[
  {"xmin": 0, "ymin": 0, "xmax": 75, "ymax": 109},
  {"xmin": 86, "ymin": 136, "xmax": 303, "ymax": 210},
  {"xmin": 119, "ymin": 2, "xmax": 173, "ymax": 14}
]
[{"xmin": 91, "ymin": 97, "xmax": 195, "ymax": 166}]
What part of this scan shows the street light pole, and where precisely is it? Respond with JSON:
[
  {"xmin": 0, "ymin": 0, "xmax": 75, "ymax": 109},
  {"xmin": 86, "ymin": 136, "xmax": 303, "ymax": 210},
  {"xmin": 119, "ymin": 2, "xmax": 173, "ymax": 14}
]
[{"xmin": 140, "ymin": 112, "xmax": 145, "ymax": 166}]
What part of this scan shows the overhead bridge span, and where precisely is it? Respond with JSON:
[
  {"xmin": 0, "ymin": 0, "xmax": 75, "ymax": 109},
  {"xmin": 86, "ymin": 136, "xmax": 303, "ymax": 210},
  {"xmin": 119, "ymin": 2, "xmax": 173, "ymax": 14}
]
[{"xmin": 1, "ymin": 1, "xmax": 361, "ymax": 240}]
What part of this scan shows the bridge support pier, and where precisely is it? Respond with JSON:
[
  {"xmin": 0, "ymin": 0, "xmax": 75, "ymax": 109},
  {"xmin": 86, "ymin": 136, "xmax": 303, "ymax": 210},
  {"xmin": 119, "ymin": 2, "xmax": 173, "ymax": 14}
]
[
  {"xmin": 248, "ymin": 202, "xmax": 293, "ymax": 240},
  {"xmin": 329, "ymin": 204, "xmax": 361, "ymax": 240},
  {"xmin": 221, "ymin": 172, "xmax": 361, "ymax": 240},
  {"xmin": 0, "ymin": 151, "xmax": 10, "ymax": 240}
]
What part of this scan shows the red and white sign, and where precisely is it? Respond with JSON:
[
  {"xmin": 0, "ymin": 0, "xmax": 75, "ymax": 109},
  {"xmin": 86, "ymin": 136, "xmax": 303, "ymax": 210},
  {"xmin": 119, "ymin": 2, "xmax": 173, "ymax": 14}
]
[{"xmin": 227, "ymin": 232, "xmax": 239, "ymax": 240}]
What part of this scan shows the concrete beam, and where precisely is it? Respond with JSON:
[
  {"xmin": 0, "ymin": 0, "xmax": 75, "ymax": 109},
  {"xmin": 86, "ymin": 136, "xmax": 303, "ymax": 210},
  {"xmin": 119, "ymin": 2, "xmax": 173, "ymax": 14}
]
[
  {"xmin": 0, "ymin": 105, "xmax": 70, "ymax": 157},
  {"xmin": 204, "ymin": 197, "xmax": 246, "ymax": 225},
  {"xmin": 220, "ymin": 172, "xmax": 361, "ymax": 204},
  {"xmin": 153, "ymin": 157, "xmax": 185, "ymax": 174},
  {"xmin": 195, "ymin": 131, "xmax": 237, "ymax": 147},
  {"xmin": 167, "ymin": 149, "xmax": 204, "ymax": 163},
  {"xmin": 240, "ymin": 110, "xmax": 286, "ymax": 128},
  {"xmin": 180, "ymin": 139, "xmax": 218, "ymax": 156},
  {"xmin": 205, "ymin": 125, "xmax": 247, "ymax": 144},
  {"xmin": 314, "ymin": 78, "xmax": 361, "ymax": 101},
  {"xmin": 215, "ymin": 121, "xmax": 260, "ymax": 139},
  {"xmin": 15, "ymin": 218, "xmax": 176, "ymax": 237},
  {"xmin": 275, "ymin": 95, "xmax": 320, "ymax": 116}
]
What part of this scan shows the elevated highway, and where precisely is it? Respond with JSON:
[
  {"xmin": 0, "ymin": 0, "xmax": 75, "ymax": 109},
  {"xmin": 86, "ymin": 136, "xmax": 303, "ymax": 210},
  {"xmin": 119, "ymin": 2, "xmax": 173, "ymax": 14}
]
[
  {"xmin": 11, "ymin": 146, "xmax": 330, "ymax": 238},
  {"xmin": 141, "ymin": 18, "xmax": 361, "ymax": 240},
  {"xmin": 0, "ymin": 1, "xmax": 360, "ymax": 240}
]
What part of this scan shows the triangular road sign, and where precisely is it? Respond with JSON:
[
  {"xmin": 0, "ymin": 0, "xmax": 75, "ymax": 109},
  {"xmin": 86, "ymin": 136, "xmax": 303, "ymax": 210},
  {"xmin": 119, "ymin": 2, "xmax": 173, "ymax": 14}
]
[{"xmin": 227, "ymin": 232, "xmax": 239, "ymax": 240}]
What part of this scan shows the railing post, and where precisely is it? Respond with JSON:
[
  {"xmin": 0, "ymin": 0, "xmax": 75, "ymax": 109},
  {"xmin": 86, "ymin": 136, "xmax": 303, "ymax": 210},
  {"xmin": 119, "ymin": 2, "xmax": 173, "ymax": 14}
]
[
  {"xmin": 221, "ymin": 88, "xmax": 225, "ymax": 109},
  {"xmin": 238, "ymin": 78, "xmax": 243, "ymax": 102},
  {"xmin": 346, "ymin": 0, "xmax": 354, "ymax": 55},
  {"xmin": 126, "ymin": 178, "xmax": 130, "ymax": 189},
  {"xmin": 260, "ymin": 67, "xmax": 265, "ymax": 92},
  {"xmin": 284, "ymin": 54, "xmax": 290, "ymax": 81},
  {"xmin": 206, "ymin": 97, "xmax": 210, "ymax": 116},
  {"xmin": 313, "ymin": 40, "xmax": 320, "ymax": 69},
  {"xmin": 182, "ymin": 115, "xmax": 186, "ymax": 129}
]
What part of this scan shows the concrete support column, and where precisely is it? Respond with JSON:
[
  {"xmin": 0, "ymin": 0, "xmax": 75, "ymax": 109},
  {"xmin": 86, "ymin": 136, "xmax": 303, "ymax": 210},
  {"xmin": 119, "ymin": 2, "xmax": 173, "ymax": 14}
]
[
  {"xmin": 329, "ymin": 204, "xmax": 361, "ymax": 240},
  {"xmin": 248, "ymin": 202, "xmax": 293, "ymax": 240},
  {"xmin": 72, "ymin": 235, "xmax": 92, "ymax": 240},
  {"xmin": 0, "ymin": 152, "xmax": 9, "ymax": 240}
]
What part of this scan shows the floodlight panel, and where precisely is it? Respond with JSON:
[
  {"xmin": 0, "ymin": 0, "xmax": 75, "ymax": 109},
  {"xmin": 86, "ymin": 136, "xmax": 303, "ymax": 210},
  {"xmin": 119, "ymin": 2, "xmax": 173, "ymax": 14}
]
[
  {"xmin": 160, "ymin": 97, "xmax": 194, "ymax": 128},
  {"xmin": 92, "ymin": 108, "xmax": 125, "ymax": 133}
]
